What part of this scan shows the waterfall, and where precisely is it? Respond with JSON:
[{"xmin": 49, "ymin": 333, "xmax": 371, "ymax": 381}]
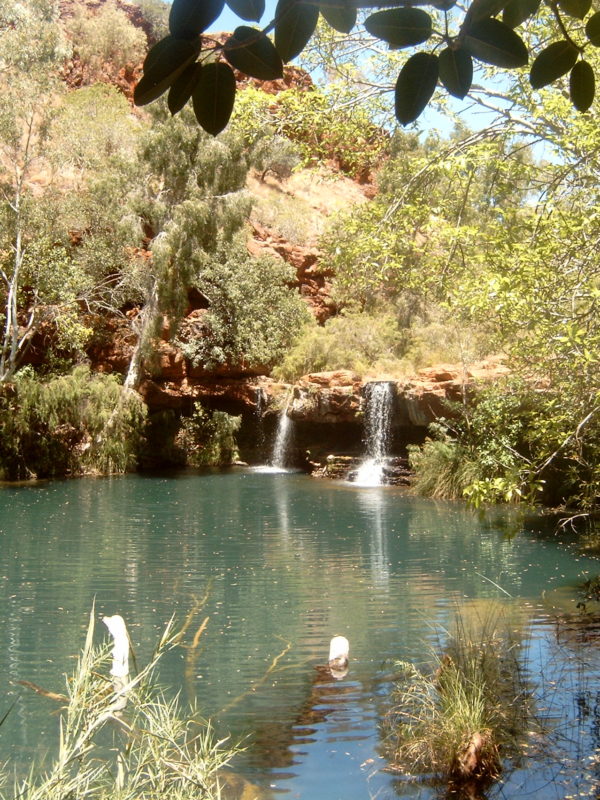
[
  {"xmin": 353, "ymin": 382, "xmax": 394, "ymax": 487},
  {"xmin": 270, "ymin": 407, "xmax": 293, "ymax": 469},
  {"xmin": 254, "ymin": 385, "xmax": 267, "ymax": 455}
]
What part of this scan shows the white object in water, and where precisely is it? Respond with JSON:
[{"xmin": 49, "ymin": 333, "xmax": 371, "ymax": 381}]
[
  {"xmin": 103, "ymin": 614, "xmax": 129, "ymax": 678},
  {"xmin": 328, "ymin": 635, "xmax": 350, "ymax": 667}
]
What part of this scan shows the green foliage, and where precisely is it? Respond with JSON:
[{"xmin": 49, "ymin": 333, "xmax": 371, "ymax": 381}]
[
  {"xmin": 383, "ymin": 604, "xmax": 529, "ymax": 786},
  {"xmin": 408, "ymin": 427, "xmax": 482, "ymax": 501},
  {"xmin": 409, "ymin": 378, "xmax": 595, "ymax": 510},
  {"xmin": 177, "ymin": 242, "xmax": 310, "ymax": 371},
  {"xmin": 322, "ymin": 109, "xmax": 599, "ymax": 510},
  {"xmin": 274, "ymin": 311, "xmax": 406, "ymax": 380},
  {"xmin": 67, "ymin": 0, "xmax": 147, "ymax": 75},
  {"xmin": 0, "ymin": 367, "xmax": 146, "ymax": 480},
  {"xmin": 251, "ymin": 134, "xmax": 302, "ymax": 181},
  {"xmin": 134, "ymin": 0, "xmax": 170, "ymax": 42},
  {"xmin": 177, "ymin": 404, "xmax": 241, "ymax": 466},
  {"xmin": 133, "ymin": 0, "xmax": 600, "ymax": 130},
  {"xmin": 0, "ymin": 612, "xmax": 237, "ymax": 800},
  {"xmin": 46, "ymin": 85, "xmax": 142, "ymax": 173},
  {"xmin": 231, "ymin": 85, "xmax": 388, "ymax": 178}
]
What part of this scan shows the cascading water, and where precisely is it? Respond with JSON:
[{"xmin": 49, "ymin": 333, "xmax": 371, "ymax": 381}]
[
  {"xmin": 254, "ymin": 385, "xmax": 267, "ymax": 456},
  {"xmin": 270, "ymin": 406, "xmax": 293, "ymax": 469},
  {"xmin": 353, "ymin": 382, "xmax": 394, "ymax": 487}
]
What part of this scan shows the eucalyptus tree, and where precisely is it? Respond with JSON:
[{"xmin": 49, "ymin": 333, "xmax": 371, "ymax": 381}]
[
  {"xmin": 126, "ymin": 101, "xmax": 308, "ymax": 389},
  {"xmin": 0, "ymin": 0, "xmax": 70, "ymax": 380},
  {"xmin": 0, "ymin": 1, "xmax": 144, "ymax": 381}
]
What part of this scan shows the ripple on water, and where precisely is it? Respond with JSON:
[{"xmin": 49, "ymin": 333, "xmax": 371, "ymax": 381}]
[{"xmin": 1, "ymin": 472, "xmax": 600, "ymax": 800}]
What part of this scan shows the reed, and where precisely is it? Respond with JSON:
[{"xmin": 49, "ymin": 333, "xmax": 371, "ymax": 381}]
[{"xmin": 1, "ymin": 612, "xmax": 238, "ymax": 800}]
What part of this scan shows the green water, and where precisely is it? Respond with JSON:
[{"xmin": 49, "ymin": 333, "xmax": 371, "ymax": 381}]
[{"xmin": 1, "ymin": 470, "xmax": 599, "ymax": 799}]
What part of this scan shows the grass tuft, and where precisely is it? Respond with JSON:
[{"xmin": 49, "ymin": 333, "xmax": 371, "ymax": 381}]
[{"xmin": 383, "ymin": 602, "xmax": 531, "ymax": 792}]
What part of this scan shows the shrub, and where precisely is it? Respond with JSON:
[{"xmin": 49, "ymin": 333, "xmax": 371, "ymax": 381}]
[
  {"xmin": 274, "ymin": 311, "xmax": 408, "ymax": 381},
  {"xmin": 409, "ymin": 382, "xmax": 550, "ymax": 507},
  {"xmin": 177, "ymin": 246, "xmax": 310, "ymax": 372},
  {"xmin": 67, "ymin": 1, "xmax": 147, "ymax": 74},
  {"xmin": 231, "ymin": 86, "xmax": 388, "ymax": 179},
  {"xmin": 177, "ymin": 404, "xmax": 241, "ymax": 466},
  {"xmin": 408, "ymin": 428, "xmax": 481, "ymax": 500},
  {"xmin": 0, "ymin": 611, "xmax": 237, "ymax": 800},
  {"xmin": 0, "ymin": 366, "xmax": 146, "ymax": 479}
]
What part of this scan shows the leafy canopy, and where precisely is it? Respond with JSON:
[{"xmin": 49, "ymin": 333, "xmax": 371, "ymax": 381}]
[{"xmin": 134, "ymin": 0, "xmax": 600, "ymax": 133}]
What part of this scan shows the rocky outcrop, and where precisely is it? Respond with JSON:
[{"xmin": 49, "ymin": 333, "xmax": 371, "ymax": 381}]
[
  {"xmin": 287, "ymin": 357, "xmax": 510, "ymax": 428},
  {"xmin": 286, "ymin": 370, "xmax": 362, "ymax": 422}
]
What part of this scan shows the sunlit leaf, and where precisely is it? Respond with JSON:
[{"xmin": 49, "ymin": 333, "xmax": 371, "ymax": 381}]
[
  {"xmin": 395, "ymin": 52, "xmax": 439, "ymax": 125},
  {"xmin": 224, "ymin": 26, "xmax": 284, "ymax": 79},
  {"xmin": 557, "ymin": 0, "xmax": 591, "ymax": 20},
  {"xmin": 439, "ymin": 47, "xmax": 473, "ymax": 98},
  {"xmin": 226, "ymin": 0, "xmax": 265, "ymax": 22},
  {"xmin": 570, "ymin": 59, "xmax": 595, "ymax": 111},
  {"xmin": 502, "ymin": 0, "xmax": 540, "ymax": 28},
  {"xmin": 320, "ymin": 0, "xmax": 356, "ymax": 33},
  {"xmin": 463, "ymin": 18, "xmax": 528, "ymax": 67},
  {"xmin": 275, "ymin": 0, "xmax": 319, "ymax": 63},
  {"xmin": 585, "ymin": 11, "xmax": 600, "ymax": 45},
  {"xmin": 192, "ymin": 62, "xmax": 237, "ymax": 135},
  {"xmin": 530, "ymin": 40, "xmax": 578, "ymax": 88},
  {"xmin": 135, "ymin": 37, "xmax": 201, "ymax": 106},
  {"xmin": 169, "ymin": 0, "xmax": 224, "ymax": 39},
  {"xmin": 168, "ymin": 63, "xmax": 201, "ymax": 114},
  {"xmin": 365, "ymin": 8, "xmax": 432, "ymax": 48}
]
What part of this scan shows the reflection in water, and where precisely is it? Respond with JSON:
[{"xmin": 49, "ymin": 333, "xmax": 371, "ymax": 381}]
[
  {"xmin": 1, "ymin": 473, "xmax": 600, "ymax": 799},
  {"xmin": 356, "ymin": 486, "xmax": 390, "ymax": 588}
]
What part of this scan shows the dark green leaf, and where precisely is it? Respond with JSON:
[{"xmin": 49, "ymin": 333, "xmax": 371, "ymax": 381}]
[
  {"xmin": 585, "ymin": 11, "xmax": 600, "ymax": 45},
  {"xmin": 192, "ymin": 62, "xmax": 237, "ymax": 135},
  {"xmin": 275, "ymin": 0, "xmax": 319, "ymax": 63},
  {"xmin": 169, "ymin": 0, "xmax": 224, "ymax": 39},
  {"xmin": 224, "ymin": 26, "xmax": 284, "ymax": 79},
  {"xmin": 464, "ymin": 0, "xmax": 508, "ymax": 25},
  {"xmin": 395, "ymin": 52, "xmax": 439, "ymax": 125},
  {"xmin": 226, "ymin": 0, "xmax": 265, "ymax": 22},
  {"xmin": 557, "ymin": 0, "xmax": 591, "ymax": 20},
  {"xmin": 135, "ymin": 37, "xmax": 201, "ymax": 106},
  {"xmin": 530, "ymin": 40, "xmax": 578, "ymax": 88},
  {"xmin": 463, "ymin": 18, "xmax": 528, "ymax": 67},
  {"xmin": 438, "ymin": 47, "xmax": 473, "ymax": 98},
  {"xmin": 320, "ymin": 0, "xmax": 356, "ymax": 33},
  {"xmin": 431, "ymin": 0, "xmax": 456, "ymax": 10},
  {"xmin": 570, "ymin": 59, "xmax": 595, "ymax": 111},
  {"xmin": 502, "ymin": 0, "xmax": 540, "ymax": 28},
  {"xmin": 365, "ymin": 8, "xmax": 432, "ymax": 48},
  {"xmin": 168, "ymin": 63, "xmax": 202, "ymax": 114}
]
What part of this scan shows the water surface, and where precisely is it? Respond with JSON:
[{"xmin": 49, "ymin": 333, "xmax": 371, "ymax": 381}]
[{"xmin": 1, "ymin": 471, "xmax": 599, "ymax": 799}]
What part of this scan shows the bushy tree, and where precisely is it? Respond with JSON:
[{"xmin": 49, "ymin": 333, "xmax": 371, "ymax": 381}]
[
  {"xmin": 126, "ymin": 101, "xmax": 307, "ymax": 387},
  {"xmin": 177, "ymin": 242, "xmax": 310, "ymax": 370}
]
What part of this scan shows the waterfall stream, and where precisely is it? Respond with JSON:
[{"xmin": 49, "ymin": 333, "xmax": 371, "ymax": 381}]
[
  {"xmin": 270, "ymin": 406, "xmax": 293, "ymax": 469},
  {"xmin": 353, "ymin": 382, "xmax": 394, "ymax": 487}
]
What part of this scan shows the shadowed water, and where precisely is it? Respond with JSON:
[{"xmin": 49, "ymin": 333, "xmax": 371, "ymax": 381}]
[{"xmin": 1, "ymin": 471, "xmax": 599, "ymax": 799}]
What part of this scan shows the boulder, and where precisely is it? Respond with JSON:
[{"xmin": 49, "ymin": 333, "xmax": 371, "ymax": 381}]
[{"xmin": 289, "ymin": 371, "xmax": 362, "ymax": 423}]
